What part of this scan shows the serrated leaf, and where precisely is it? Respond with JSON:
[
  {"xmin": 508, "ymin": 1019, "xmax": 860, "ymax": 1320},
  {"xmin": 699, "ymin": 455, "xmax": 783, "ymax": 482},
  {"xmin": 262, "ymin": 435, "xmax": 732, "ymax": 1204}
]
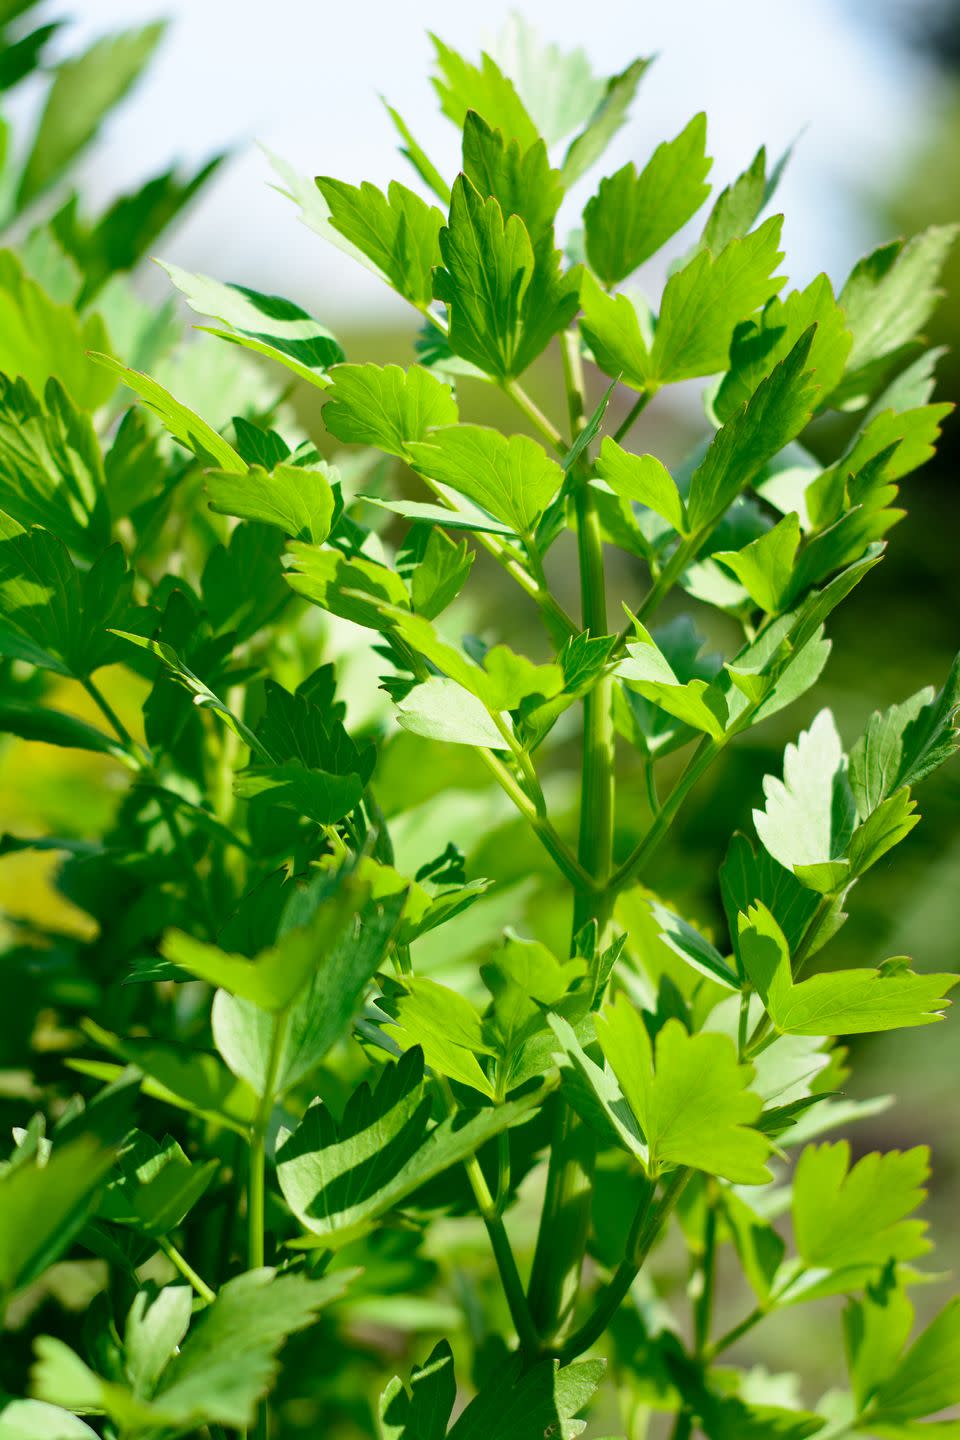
[
  {"xmin": 584, "ymin": 114, "xmax": 712, "ymax": 286},
  {"xmin": 433, "ymin": 176, "xmax": 580, "ymax": 380},
  {"xmin": 699, "ymin": 145, "xmax": 769, "ymax": 254},
  {"xmin": 493, "ymin": 16, "xmax": 605, "ymax": 147},
  {"xmin": 430, "ymin": 34, "xmax": 539, "ymax": 148},
  {"xmin": 205, "ymin": 461, "xmax": 335, "ymax": 544},
  {"xmin": 0, "ymin": 528, "xmax": 137, "ymax": 678},
  {"xmin": 447, "ymin": 1355, "xmax": 605, "ymax": 1440},
  {"xmin": 753, "ymin": 710, "xmax": 856, "ymax": 893},
  {"xmin": 379, "ymin": 1339, "xmax": 456, "ymax": 1440},
  {"xmin": 379, "ymin": 975, "xmax": 496, "ymax": 1097},
  {"xmin": 714, "ymin": 274, "xmax": 852, "ymax": 421},
  {"xmin": 396, "ymin": 676, "xmax": 507, "ymax": 750},
  {"xmin": 739, "ymin": 902, "xmax": 955, "ymax": 1035},
  {"xmin": 17, "ymin": 23, "xmax": 164, "ymax": 204},
  {"xmin": 562, "ymin": 57, "xmax": 652, "ymax": 188},
  {"xmin": 649, "ymin": 215, "xmax": 787, "ymax": 384},
  {"xmin": 869, "ymin": 1297, "xmax": 960, "ymax": 1425},
  {"xmin": 832, "ymin": 225, "xmax": 958, "ymax": 407},
  {"xmin": 461, "ymin": 110, "xmax": 563, "ymax": 247},
  {"xmin": 276, "ymin": 1048, "xmax": 541, "ymax": 1245},
  {"xmin": 0, "ymin": 375, "xmax": 110, "ymax": 557},
  {"xmin": 98, "ymin": 1132, "xmax": 216, "ymax": 1238},
  {"xmin": 619, "ymin": 626, "xmax": 728, "ymax": 740},
  {"xmin": 714, "ymin": 511, "xmax": 801, "ymax": 613},
  {"xmin": 0, "ymin": 251, "xmax": 114, "ymax": 411},
  {"xmin": 316, "ymin": 176, "xmax": 444, "ymax": 309},
  {"xmin": 160, "ymin": 262, "xmax": 344, "ymax": 387},
  {"xmin": 285, "ymin": 546, "xmax": 410, "ymax": 630},
  {"xmin": 322, "ymin": 362, "xmax": 458, "ymax": 458},
  {"xmin": 89, "ymin": 354, "xmax": 245, "ymax": 471},
  {"xmin": 848, "ymin": 653, "xmax": 960, "ymax": 817},
  {"xmin": 595, "ymin": 1002, "xmax": 770, "ymax": 1182},
  {"xmin": 407, "ymin": 425, "xmax": 562, "ymax": 536},
  {"xmin": 595, "ymin": 438, "xmax": 688, "ymax": 533},
  {"xmin": 686, "ymin": 329, "xmax": 818, "ymax": 532},
  {"xmin": 0, "ymin": 699, "xmax": 129, "ymax": 762},
  {"xmin": 792, "ymin": 1141, "xmax": 930, "ymax": 1272}
]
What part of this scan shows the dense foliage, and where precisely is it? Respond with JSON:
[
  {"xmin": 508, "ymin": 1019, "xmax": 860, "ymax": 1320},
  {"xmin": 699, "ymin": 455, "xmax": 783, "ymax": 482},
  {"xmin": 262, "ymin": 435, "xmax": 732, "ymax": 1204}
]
[{"xmin": 1, "ymin": 15, "xmax": 958, "ymax": 1440}]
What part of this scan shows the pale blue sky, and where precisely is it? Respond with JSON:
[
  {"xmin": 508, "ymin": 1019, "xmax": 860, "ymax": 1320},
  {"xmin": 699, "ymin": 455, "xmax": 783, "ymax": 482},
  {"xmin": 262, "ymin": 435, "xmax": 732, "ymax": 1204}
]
[{"xmin": 40, "ymin": 0, "xmax": 943, "ymax": 321}]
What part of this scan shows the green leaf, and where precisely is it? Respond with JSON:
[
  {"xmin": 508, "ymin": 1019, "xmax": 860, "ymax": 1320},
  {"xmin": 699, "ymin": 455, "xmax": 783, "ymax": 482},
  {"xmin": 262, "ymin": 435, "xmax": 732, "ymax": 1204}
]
[
  {"xmin": 205, "ymin": 461, "xmax": 335, "ymax": 544},
  {"xmin": 52, "ymin": 155, "xmax": 224, "ymax": 304},
  {"xmin": 409, "ymin": 527, "xmax": 474, "ymax": 619},
  {"xmin": 595, "ymin": 438, "xmax": 688, "ymax": 533},
  {"xmin": 792, "ymin": 1140, "xmax": 930, "ymax": 1272},
  {"xmin": 0, "ymin": 1399, "xmax": 99, "ymax": 1438},
  {"xmin": 0, "ymin": 1079, "xmax": 133, "ymax": 1298},
  {"xmin": 407, "ymin": 425, "xmax": 562, "ymax": 536},
  {"xmin": 0, "ymin": 698, "xmax": 129, "ymax": 762},
  {"xmin": 382, "ymin": 103, "xmax": 451, "ymax": 203},
  {"xmin": 0, "ymin": 528, "xmax": 137, "ymax": 678},
  {"xmin": 562, "ymin": 57, "xmax": 652, "ymax": 188},
  {"xmin": 595, "ymin": 1001, "xmax": 770, "ymax": 1182},
  {"xmin": 686, "ymin": 329, "xmax": 818, "ymax": 531},
  {"xmin": 714, "ymin": 511, "xmax": 801, "ymax": 613},
  {"xmin": 848, "ymin": 788, "xmax": 921, "ymax": 877},
  {"xmin": 379, "ymin": 1339, "xmax": 456, "ymax": 1440},
  {"xmin": 832, "ymin": 225, "xmax": 958, "ymax": 407},
  {"xmin": 285, "ymin": 547, "xmax": 410, "ymax": 630},
  {"xmin": 31, "ymin": 1268, "xmax": 352, "ymax": 1431},
  {"xmin": 395, "ymin": 676, "xmax": 508, "ymax": 750},
  {"xmin": 753, "ymin": 710, "xmax": 856, "ymax": 893},
  {"xmin": 721, "ymin": 832, "xmax": 821, "ymax": 967},
  {"xmin": 869, "ymin": 1297, "xmax": 960, "ymax": 1425},
  {"xmin": 699, "ymin": 145, "xmax": 769, "ymax": 254},
  {"xmin": 461, "ymin": 110, "xmax": 563, "ymax": 246},
  {"xmin": 714, "ymin": 273, "xmax": 853, "ymax": 421},
  {"xmin": 80, "ymin": 1021, "xmax": 258, "ymax": 1134},
  {"xmin": 17, "ymin": 23, "xmax": 165, "ymax": 204},
  {"xmin": 579, "ymin": 271, "xmax": 657, "ymax": 391},
  {"xmin": 0, "ymin": 375, "xmax": 110, "ymax": 558},
  {"xmin": 109, "ymin": 631, "xmax": 264, "ymax": 752},
  {"xmin": 430, "ymin": 34, "xmax": 539, "ymax": 148},
  {"xmin": 433, "ymin": 176, "xmax": 581, "ymax": 380},
  {"xmin": 164, "ymin": 875, "xmax": 368, "ymax": 1013},
  {"xmin": 0, "ymin": 251, "xmax": 114, "ymax": 412},
  {"xmin": 848, "ymin": 653, "xmax": 960, "ymax": 818},
  {"xmin": 738, "ymin": 902, "xmax": 955, "ymax": 1035},
  {"xmin": 493, "ymin": 16, "xmax": 606, "ymax": 147},
  {"xmin": 89, "ymin": 354, "xmax": 246, "ymax": 471},
  {"xmin": 160, "ymin": 262, "xmax": 344, "ymax": 387},
  {"xmin": 276, "ymin": 1048, "xmax": 541, "ymax": 1246},
  {"xmin": 378, "ymin": 975, "xmax": 496, "ymax": 1097},
  {"xmin": 315, "ymin": 175, "xmax": 444, "ymax": 309},
  {"xmin": 549, "ymin": 1013, "xmax": 648, "ymax": 1161},
  {"xmin": 650, "ymin": 898, "xmax": 740, "ymax": 989},
  {"xmin": 584, "ymin": 114, "xmax": 712, "ymax": 285},
  {"xmin": 651, "ymin": 215, "xmax": 787, "ymax": 384},
  {"xmin": 98, "ymin": 1132, "xmax": 217, "ymax": 1238},
  {"xmin": 844, "ymin": 1270, "xmax": 917, "ymax": 1415},
  {"xmin": 322, "ymin": 363, "xmax": 458, "ymax": 457},
  {"xmin": 447, "ymin": 1355, "xmax": 605, "ymax": 1440},
  {"xmin": 619, "ymin": 624, "xmax": 728, "ymax": 740}
]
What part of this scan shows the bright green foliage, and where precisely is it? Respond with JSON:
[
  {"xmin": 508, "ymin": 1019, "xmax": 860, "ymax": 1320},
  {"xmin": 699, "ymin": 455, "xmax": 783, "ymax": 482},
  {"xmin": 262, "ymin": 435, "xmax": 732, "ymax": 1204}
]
[
  {"xmin": 0, "ymin": 16, "xmax": 958, "ymax": 1440},
  {"xmin": 584, "ymin": 113, "xmax": 712, "ymax": 286}
]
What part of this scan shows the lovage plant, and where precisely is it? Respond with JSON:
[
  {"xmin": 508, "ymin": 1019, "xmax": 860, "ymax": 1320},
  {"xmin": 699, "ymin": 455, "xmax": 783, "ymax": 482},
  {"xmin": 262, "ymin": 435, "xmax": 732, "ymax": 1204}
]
[{"xmin": 2, "ymin": 20, "xmax": 959, "ymax": 1440}]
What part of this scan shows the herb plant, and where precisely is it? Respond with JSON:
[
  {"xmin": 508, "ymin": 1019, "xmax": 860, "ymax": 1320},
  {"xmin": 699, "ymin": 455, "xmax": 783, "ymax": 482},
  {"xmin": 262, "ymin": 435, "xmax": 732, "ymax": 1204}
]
[{"xmin": 1, "ymin": 20, "xmax": 959, "ymax": 1440}]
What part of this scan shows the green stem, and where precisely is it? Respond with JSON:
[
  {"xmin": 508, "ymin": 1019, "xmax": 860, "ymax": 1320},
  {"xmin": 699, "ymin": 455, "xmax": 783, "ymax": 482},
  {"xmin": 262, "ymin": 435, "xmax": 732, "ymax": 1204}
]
[
  {"xmin": 82, "ymin": 674, "xmax": 146, "ymax": 763},
  {"xmin": 501, "ymin": 377, "xmax": 566, "ymax": 455},
  {"xmin": 158, "ymin": 1235, "xmax": 216, "ymax": 1304},
  {"xmin": 669, "ymin": 1411, "xmax": 694, "ymax": 1440},
  {"xmin": 612, "ymin": 389, "xmax": 653, "ymax": 445},
  {"xmin": 247, "ymin": 1011, "xmax": 290, "ymax": 1440},
  {"xmin": 528, "ymin": 469, "xmax": 615, "ymax": 1342},
  {"xmin": 437, "ymin": 1079, "xmax": 538, "ymax": 1355},
  {"xmin": 610, "ymin": 736, "xmax": 721, "ymax": 892},
  {"xmin": 477, "ymin": 748, "xmax": 596, "ymax": 894},
  {"xmin": 555, "ymin": 1168, "xmax": 691, "ymax": 1362},
  {"xmin": 693, "ymin": 1189, "xmax": 717, "ymax": 1358}
]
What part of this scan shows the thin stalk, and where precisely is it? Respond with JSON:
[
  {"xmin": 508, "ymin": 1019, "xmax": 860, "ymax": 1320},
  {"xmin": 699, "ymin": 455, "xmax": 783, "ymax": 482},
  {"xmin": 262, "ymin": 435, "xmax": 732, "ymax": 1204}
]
[
  {"xmin": 528, "ymin": 437, "xmax": 615, "ymax": 1342},
  {"xmin": 669, "ymin": 1411, "xmax": 694, "ymax": 1440},
  {"xmin": 158, "ymin": 1235, "xmax": 216, "ymax": 1304},
  {"xmin": 613, "ymin": 389, "xmax": 653, "ymax": 445},
  {"xmin": 477, "ymin": 748, "xmax": 596, "ymax": 894},
  {"xmin": 610, "ymin": 736, "xmax": 720, "ymax": 892},
  {"xmin": 82, "ymin": 674, "xmax": 143, "ymax": 759},
  {"xmin": 500, "ymin": 377, "xmax": 566, "ymax": 455},
  {"xmin": 555, "ymin": 1168, "xmax": 691, "ymax": 1363},
  {"xmin": 247, "ymin": 1011, "xmax": 290, "ymax": 1440},
  {"xmin": 437, "ymin": 1078, "xmax": 538, "ymax": 1355},
  {"xmin": 693, "ymin": 1190, "xmax": 717, "ymax": 1358}
]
